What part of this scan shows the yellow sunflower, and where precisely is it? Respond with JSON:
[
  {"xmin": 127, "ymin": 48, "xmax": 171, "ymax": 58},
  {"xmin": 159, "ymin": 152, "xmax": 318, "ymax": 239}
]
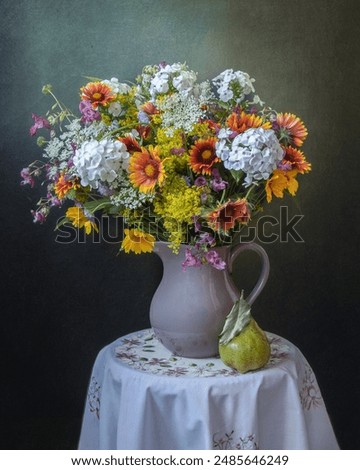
[
  {"xmin": 265, "ymin": 170, "xmax": 299, "ymax": 203},
  {"xmin": 66, "ymin": 207, "xmax": 98, "ymax": 234},
  {"xmin": 121, "ymin": 228, "xmax": 155, "ymax": 254}
]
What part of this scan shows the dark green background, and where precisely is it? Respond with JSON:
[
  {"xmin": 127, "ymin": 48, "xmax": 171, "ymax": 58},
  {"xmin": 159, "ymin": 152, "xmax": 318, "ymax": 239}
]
[{"xmin": 1, "ymin": 0, "xmax": 359, "ymax": 449}]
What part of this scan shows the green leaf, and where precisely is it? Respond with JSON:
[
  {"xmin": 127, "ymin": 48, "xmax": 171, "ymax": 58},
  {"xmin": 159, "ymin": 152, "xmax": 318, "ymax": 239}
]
[
  {"xmin": 54, "ymin": 217, "xmax": 69, "ymax": 231},
  {"xmin": 218, "ymin": 291, "xmax": 252, "ymax": 345},
  {"xmin": 230, "ymin": 169, "xmax": 243, "ymax": 183},
  {"xmin": 83, "ymin": 198, "xmax": 111, "ymax": 213}
]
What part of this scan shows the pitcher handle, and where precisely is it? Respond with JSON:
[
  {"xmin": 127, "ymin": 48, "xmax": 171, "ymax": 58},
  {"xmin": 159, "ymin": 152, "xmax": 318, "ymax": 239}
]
[{"xmin": 228, "ymin": 243, "xmax": 270, "ymax": 306}]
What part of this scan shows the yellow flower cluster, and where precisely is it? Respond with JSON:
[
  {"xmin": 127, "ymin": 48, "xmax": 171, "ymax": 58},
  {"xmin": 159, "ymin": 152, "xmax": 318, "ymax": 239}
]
[
  {"xmin": 154, "ymin": 174, "xmax": 202, "ymax": 252},
  {"xmin": 156, "ymin": 128, "xmax": 184, "ymax": 158}
]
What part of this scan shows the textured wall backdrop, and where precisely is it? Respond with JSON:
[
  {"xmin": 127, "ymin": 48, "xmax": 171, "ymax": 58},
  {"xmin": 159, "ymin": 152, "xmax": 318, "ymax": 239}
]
[{"xmin": 1, "ymin": 0, "xmax": 359, "ymax": 449}]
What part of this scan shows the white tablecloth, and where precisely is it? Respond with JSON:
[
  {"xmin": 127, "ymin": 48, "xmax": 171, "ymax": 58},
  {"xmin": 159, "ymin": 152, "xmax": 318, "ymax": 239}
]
[{"xmin": 78, "ymin": 329, "xmax": 339, "ymax": 450}]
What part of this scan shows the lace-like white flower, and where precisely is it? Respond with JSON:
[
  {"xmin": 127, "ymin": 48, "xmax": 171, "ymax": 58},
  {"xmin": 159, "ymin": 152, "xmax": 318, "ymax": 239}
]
[
  {"xmin": 216, "ymin": 128, "xmax": 284, "ymax": 186},
  {"xmin": 158, "ymin": 93, "xmax": 205, "ymax": 135},
  {"xmin": 110, "ymin": 182, "xmax": 155, "ymax": 210},
  {"xmin": 73, "ymin": 139, "xmax": 129, "ymax": 189},
  {"xmin": 212, "ymin": 69, "xmax": 255, "ymax": 103}
]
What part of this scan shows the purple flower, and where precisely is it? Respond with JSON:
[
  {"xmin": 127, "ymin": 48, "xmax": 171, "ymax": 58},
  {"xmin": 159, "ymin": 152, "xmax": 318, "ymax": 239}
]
[
  {"xmin": 277, "ymin": 161, "xmax": 292, "ymax": 171},
  {"xmin": 79, "ymin": 101, "xmax": 101, "ymax": 123},
  {"xmin": 271, "ymin": 121, "xmax": 280, "ymax": 131},
  {"xmin": 170, "ymin": 147, "xmax": 185, "ymax": 156},
  {"xmin": 205, "ymin": 250, "xmax": 226, "ymax": 270},
  {"xmin": 97, "ymin": 182, "xmax": 115, "ymax": 196},
  {"xmin": 20, "ymin": 167, "xmax": 35, "ymax": 188},
  {"xmin": 137, "ymin": 110, "xmax": 150, "ymax": 124},
  {"xmin": 198, "ymin": 232, "xmax": 215, "ymax": 246},
  {"xmin": 182, "ymin": 248, "xmax": 202, "ymax": 271},
  {"xmin": 200, "ymin": 192, "xmax": 208, "ymax": 204},
  {"xmin": 194, "ymin": 176, "xmax": 207, "ymax": 187},
  {"xmin": 193, "ymin": 216, "xmax": 202, "ymax": 233},
  {"xmin": 210, "ymin": 168, "xmax": 228, "ymax": 192},
  {"xmin": 29, "ymin": 114, "xmax": 51, "ymax": 136},
  {"xmin": 50, "ymin": 197, "xmax": 62, "ymax": 207},
  {"xmin": 248, "ymin": 106, "xmax": 258, "ymax": 115},
  {"xmin": 31, "ymin": 210, "xmax": 46, "ymax": 224}
]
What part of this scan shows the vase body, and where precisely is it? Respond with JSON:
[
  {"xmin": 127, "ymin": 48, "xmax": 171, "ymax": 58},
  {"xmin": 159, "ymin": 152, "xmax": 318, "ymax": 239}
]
[{"xmin": 150, "ymin": 242, "xmax": 270, "ymax": 358}]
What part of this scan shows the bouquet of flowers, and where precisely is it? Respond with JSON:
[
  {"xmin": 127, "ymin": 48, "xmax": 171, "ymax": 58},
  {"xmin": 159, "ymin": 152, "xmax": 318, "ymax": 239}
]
[{"xmin": 22, "ymin": 62, "xmax": 311, "ymax": 270}]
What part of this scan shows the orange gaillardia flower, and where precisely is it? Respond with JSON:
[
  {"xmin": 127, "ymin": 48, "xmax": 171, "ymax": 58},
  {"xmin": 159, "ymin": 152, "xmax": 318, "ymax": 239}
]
[
  {"xmin": 141, "ymin": 102, "xmax": 159, "ymax": 115},
  {"xmin": 283, "ymin": 146, "xmax": 311, "ymax": 174},
  {"xmin": 276, "ymin": 113, "xmax": 308, "ymax": 147},
  {"xmin": 129, "ymin": 145, "xmax": 165, "ymax": 193},
  {"xmin": 80, "ymin": 82, "xmax": 115, "ymax": 108},
  {"xmin": 118, "ymin": 134, "xmax": 142, "ymax": 153},
  {"xmin": 207, "ymin": 199, "xmax": 250, "ymax": 232},
  {"xmin": 227, "ymin": 111, "xmax": 271, "ymax": 134},
  {"xmin": 265, "ymin": 169, "xmax": 299, "ymax": 203},
  {"xmin": 189, "ymin": 138, "xmax": 219, "ymax": 175},
  {"xmin": 54, "ymin": 174, "xmax": 79, "ymax": 199}
]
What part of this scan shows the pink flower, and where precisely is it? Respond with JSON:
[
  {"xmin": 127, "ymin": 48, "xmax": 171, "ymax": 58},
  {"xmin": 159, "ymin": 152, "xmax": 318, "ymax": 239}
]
[
  {"xmin": 182, "ymin": 248, "xmax": 202, "ymax": 271},
  {"xmin": 31, "ymin": 210, "xmax": 46, "ymax": 223},
  {"xmin": 20, "ymin": 167, "xmax": 35, "ymax": 188},
  {"xmin": 79, "ymin": 101, "xmax": 101, "ymax": 123},
  {"xmin": 211, "ymin": 169, "xmax": 228, "ymax": 192},
  {"xmin": 205, "ymin": 250, "xmax": 226, "ymax": 270},
  {"xmin": 194, "ymin": 176, "xmax": 207, "ymax": 187},
  {"xmin": 170, "ymin": 147, "xmax": 185, "ymax": 156},
  {"xmin": 29, "ymin": 114, "xmax": 51, "ymax": 136}
]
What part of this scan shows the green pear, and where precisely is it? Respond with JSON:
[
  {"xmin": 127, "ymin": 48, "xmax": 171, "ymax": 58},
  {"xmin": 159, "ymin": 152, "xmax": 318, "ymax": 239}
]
[
  {"xmin": 219, "ymin": 318, "xmax": 270, "ymax": 373},
  {"xmin": 218, "ymin": 291, "xmax": 271, "ymax": 373}
]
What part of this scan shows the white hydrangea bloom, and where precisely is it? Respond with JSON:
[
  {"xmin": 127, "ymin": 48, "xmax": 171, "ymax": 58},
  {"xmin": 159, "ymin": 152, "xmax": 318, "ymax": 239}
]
[
  {"xmin": 102, "ymin": 77, "xmax": 130, "ymax": 95},
  {"xmin": 212, "ymin": 69, "xmax": 255, "ymax": 103},
  {"xmin": 216, "ymin": 128, "xmax": 284, "ymax": 186},
  {"xmin": 73, "ymin": 139, "xmax": 129, "ymax": 189},
  {"xmin": 149, "ymin": 63, "xmax": 197, "ymax": 98}
]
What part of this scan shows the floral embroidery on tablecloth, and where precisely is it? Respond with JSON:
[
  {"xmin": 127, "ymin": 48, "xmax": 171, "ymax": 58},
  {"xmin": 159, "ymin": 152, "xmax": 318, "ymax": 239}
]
[
  {"xmin": 213, "ymin": 431, "xmax": 259, "ymax": 450},
  {"xmin": 88, "ymin": 376, "xmax": 101, "ymax": 419},
  {"xmin": 299, "ymin": 362, "xmax": 323, "ymax": 410},
  {"xmin": 113, "ymin": 329, "xmax": 290, "ymax": 378}
]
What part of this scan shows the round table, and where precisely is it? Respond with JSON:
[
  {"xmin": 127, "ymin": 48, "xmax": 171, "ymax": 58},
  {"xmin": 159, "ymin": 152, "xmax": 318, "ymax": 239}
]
[{"xmin": 78, "ymin": 329, "xmax": 339, "ymax": 450}]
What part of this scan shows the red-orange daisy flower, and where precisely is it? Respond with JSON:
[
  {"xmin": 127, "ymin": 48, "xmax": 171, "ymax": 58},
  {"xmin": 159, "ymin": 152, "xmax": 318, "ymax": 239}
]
[
  {"xmin": 189, "ymin": 138, "xmax": 219, "ymax": 175},
  {"xmin": 227, "ymin": 111, "xmax": 271, "ymax": 133},
  {"xmin": 283, "ymin": 146, "xmax": 311, "ymax": 173},
  {"xmin": 118, "ymin": 134, "xmax": 142, "ymax": 153},
  {"xmin": 136, "ymin": 125, "xmax": 152, "ymax": 141},
  {"xmin": 54, "ymin": 174, "xmax": 79, "ymax": 199},
  {"xmin": 80, "ymin": 82, "xmax": 115, "ymax": 108},
  {"xmin": 129, "ymin": 145, "xmax": 165, "ymax": 193},
  {"xmin": 207, "ymin": 199, "xmax": 250, "ymax": 232},
  {"xmin": 141, "ymin": 102, "xmax": 159, "ymax": 115},
  {"xmin": 276, "ymin": 113, "xmax": 308, "ymax": 147}
]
